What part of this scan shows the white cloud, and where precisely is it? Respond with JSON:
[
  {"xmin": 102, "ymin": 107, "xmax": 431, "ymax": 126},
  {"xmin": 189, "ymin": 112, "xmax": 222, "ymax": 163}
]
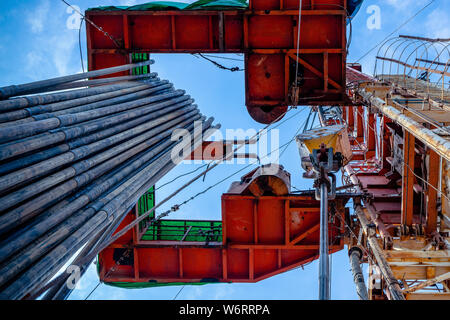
[
  {"xmin": 212, "ymin": 285, "xmax": 234, "ymax": 300},
  {"xmin": 384, "ymin": 0, "xmax": 427, "ymax": 10},
  {"xmin": 26, "ymin": 0, "xmax": 50, "ymax": 33},
  {"xmin": 23, "ymin": 1, "xmax": 83, "ymax": 80},
  {"xmin": 183, "ymin": 286, "xmax": 204, "ymax": 299},
  {"xmin": 49, "ymin": 33, "xmax": 79, "ymax": 76},
  {"xmin": 118, "ymin": 0, "xmax": 138, "ymax": 5},
  {"xmin": 424, "ymin": 8, "xmax": 450, "ymax": 39}
]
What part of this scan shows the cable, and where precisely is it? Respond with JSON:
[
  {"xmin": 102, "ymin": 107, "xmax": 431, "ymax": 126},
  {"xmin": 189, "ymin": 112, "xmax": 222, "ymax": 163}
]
[
  {"xmin": 173, "ymin": 285, "xmax": 185, "ymax": 300},
  {"xmin": 84, "ymin": 282, "xmax": 101, "ymax": 300},
  {"xmin": 201, "ymin": 54, "xmax": 244, "ymax": 62},
  {"xmin": 169, "ymin": 115, "xmax": 308, "ymax": 211},
  {"xmin": 356, "ymin": 0, "xmax": 436, "ymax": 62},
  {"xmin": 192, "ymin": 53, "xmax": 244, "ymax": 72},
  {"xmin": 79, "ymin": 17, "xmax": 85, "ymax": 73},
  {"xmin": 403, "ymin": 154, "xmax": 450, "ymax": 203},
  {"xmin": 156, "ymin": 106, "xmax": 306, "ymax": 191},
  {"xmin": 156, "ymin": 164, "xmax": 209, "ymax": 191},
  {"xmin": 84, "ymin": 247, "xmax": 132, "ymax": 300},
  {"xmin": 278, "ymin": 107, "xmax": 309, "ymax": 160}
]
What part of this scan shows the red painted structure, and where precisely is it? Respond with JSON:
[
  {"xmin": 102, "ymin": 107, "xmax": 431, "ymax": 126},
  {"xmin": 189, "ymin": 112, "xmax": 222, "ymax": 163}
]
[
  {"xmin": 93, "ymin": 0, "xmax": 350, "ymax": 285},
  {"xmin": 98, "ymin": 194, "xmax": 346, "ymax": 284},
  {"xmin": 86, "ymin": 0, "xmax": 349, "ymax": 123}
]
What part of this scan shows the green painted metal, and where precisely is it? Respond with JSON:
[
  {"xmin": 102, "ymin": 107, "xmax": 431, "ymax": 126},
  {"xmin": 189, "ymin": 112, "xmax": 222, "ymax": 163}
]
[
  {"xmin": 87, "ymin": 0, "xmax": 248, "ymax": 12},
  {"xmin": 137, "ymin": 186, "xmax": 155, "ymax": 232},
  {"xmin": 142, "ymin": 220, "xmax": 222, "ymax": 242},
  {"xmin": 104, "ymin": 280, "xmax": 211, "ymax": 289},
  {"xmin": 132, "ymin": 53, "xmax": 151, "ymax": 76}
]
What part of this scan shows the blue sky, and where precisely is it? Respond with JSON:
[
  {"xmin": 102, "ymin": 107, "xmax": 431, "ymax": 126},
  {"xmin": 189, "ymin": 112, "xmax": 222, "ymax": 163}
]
[{"xmin": 0, "ymin": 0, "xmax": 448, "ymax": 300}]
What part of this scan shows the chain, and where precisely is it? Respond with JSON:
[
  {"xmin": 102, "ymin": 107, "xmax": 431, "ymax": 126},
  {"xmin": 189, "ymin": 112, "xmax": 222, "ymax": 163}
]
[
  {"xmin": 84, "ymin": 247, "xmax": 132, "ymax": 300},
  {"xmin": 60, "ymin": 0, "xmax": 122, "ymax": 48}
]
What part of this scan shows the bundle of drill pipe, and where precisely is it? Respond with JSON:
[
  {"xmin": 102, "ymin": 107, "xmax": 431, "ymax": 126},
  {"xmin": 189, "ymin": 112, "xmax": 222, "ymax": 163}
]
[{"xmin": 0, "ymin": 60, "xmax": 220, "ymax": 300}]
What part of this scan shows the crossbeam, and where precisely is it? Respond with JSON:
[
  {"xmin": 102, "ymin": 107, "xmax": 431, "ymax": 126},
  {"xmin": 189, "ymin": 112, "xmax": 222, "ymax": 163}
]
[{"xmin": 85, "ymin": 0, "xmax": 348, "ymax": 123}]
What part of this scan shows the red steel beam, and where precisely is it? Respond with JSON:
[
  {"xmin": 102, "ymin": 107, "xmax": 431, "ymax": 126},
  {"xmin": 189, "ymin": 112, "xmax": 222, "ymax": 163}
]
[
  {"xmin": 85, "ymin": 0, "xmax": 348, "ymax": 123},
  {"xmin": 98, "ymin": 195, "xmax": 346, "ymax": 284}
]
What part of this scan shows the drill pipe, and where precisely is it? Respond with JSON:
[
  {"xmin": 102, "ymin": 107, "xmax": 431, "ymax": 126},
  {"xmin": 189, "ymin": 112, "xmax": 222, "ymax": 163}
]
[
  {"xmin": 0, "ymin": 100, "xmax": 195, "ymax": 176},
  {"xmin": 0, "ymin": 81, "xmax": 145, "ymax": 112},
  {"xmin": 349, "ymin": 248, "xmax": 369, "ymax": 300},
  {"xmin": 45, "ymin": 152, "xmax": 184, "ymax": 300},
  {"xmin": 0, "ymin": 94, "xmax": 192, "ymax": 161},
  {"xmin": 23, "ymin": 73, "xmax": 157, "ymax": 95},
  {"xmin": 0, "ymin": 87, "xmax": 181, "ymax": 143},
  {"xmin": 0, "ymin": 112, "xmax": 202, "ymax": 266},
  {"xmin": 0, "ymin": 104, "xmax": 197, "ymax": 194},
  {"xmin": 40, "ymin": 122, "xmax": 215, "ymax": 300},
  {"xmin": 0, "ymin": 120, "xmax": 217, "ymax": 300},
  {"xmin": 0, "ymin": 107, "xmax": 199, "ymax": 234},
  {"xmin": 0, "ymin": 60, "xmax": 154, "ymax": 100},
  {"xmin": 36, "ymin": 121, "xmax": 216, "ymax": 300},
  {"xmin": 0, "ymin": 80, "xmax": 163, "ymax": 124},
  {"xmin": 41, "ymin": 219, "xmax": 115, "ymax": 300},
  {"xmin": 0, "ymin": 117, "xmax": 205, "ymax": 288}
]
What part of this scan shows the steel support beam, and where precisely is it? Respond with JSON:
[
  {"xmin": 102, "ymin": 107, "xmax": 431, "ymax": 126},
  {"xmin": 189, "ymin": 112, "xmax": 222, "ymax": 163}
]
[
  {"xmin": 401, "ymin": 131, "xmax": 415, "ymax": 227},
  {"xmin": 403, "ymin": 272, "xmax": 450, "ymax": 294}
]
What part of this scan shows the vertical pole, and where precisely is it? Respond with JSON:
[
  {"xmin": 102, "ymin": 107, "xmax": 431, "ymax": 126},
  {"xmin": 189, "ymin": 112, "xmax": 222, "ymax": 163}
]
[
  {"xmin": 356, "ymin": 106, "xmax": 364, "ymax": 143},
  {"xmin": 366, "ymin": 112, "xmax": 376, "ymax": 159},
  {"xmin": 342, "ymin": 106, "xmax": 347, "ymax": 125},
  {"xmin": 381, "ymin": 116, "xmax": 392, "ymax": 169},
  {"xmin": 426, "ymin": 149, "xmax": 439, "ymax": 234},
  {"xmin": 319, "ymin": 182, "xmax": 330, "ymax": 300},
  {"xmin": 401, "ymin": 131, "xmax": 415, "ymax": 227},
  {"xmin": 348, "ymin": 106, "xmax": 355, "ymax": 134},
  {"xmin": 349, "ymin": 249, "xmax": 369, "ymax": 300}
]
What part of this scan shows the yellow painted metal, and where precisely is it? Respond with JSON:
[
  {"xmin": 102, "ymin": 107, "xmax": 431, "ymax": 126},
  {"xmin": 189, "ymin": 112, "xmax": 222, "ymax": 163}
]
[{"xmin": 296, "ymin": 125, "xmax": 353, "ymax": 165}]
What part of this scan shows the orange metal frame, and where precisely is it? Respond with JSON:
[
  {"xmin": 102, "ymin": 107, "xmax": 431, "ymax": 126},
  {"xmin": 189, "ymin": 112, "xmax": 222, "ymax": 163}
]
[
  {"xmin": 86, "ymin": 0, "xmax": 348, "ymax": 123},
  {"xmin": 99, "ymin": 194, "xmax": 346, "ymax": 284}
]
